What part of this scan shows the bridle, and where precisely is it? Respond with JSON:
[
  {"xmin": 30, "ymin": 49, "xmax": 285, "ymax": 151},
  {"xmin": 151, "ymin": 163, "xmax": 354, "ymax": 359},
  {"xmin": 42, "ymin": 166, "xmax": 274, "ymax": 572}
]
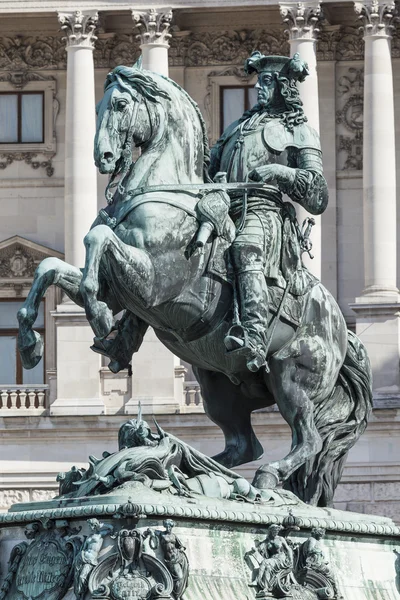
[{"xmin": 104, "ymin": 83, "xmax": 143, "ymax": 205}]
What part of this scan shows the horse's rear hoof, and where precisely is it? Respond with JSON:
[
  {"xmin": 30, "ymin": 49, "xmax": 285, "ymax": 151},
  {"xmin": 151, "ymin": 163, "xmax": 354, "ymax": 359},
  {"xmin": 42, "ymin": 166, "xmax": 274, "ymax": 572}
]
[
  {"xmin": 252, "ymin": 465, "xmax": 280, "ymax": 490},
  {"xmin": 18, "ymin": 330, "xmax": 44, "ymax": 369}
]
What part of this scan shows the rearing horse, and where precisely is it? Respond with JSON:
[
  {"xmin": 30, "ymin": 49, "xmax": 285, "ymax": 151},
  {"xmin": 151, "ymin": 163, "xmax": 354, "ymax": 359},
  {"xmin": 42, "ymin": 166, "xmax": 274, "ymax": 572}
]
[{"xmin": 17, "ymin": 64, "xmax": 372, "ymax": 506}]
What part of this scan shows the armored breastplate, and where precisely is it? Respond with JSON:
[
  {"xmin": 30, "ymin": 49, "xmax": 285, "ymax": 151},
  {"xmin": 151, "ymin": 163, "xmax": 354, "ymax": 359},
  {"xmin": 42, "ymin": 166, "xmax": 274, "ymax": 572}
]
[{"xmin": 219, "ymin": 117, "xmax": 288, "ymax": 183}]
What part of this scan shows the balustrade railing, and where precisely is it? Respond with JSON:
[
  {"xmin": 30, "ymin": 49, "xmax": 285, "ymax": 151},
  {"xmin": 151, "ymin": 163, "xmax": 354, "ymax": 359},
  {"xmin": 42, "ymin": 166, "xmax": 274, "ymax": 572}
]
[
  {"xmin": 183, "ymin": 380, "xmax": 203, "ymax": 408},
  {"xmin": 0, "ymin": 385, "xmax": 49, "ymax": 411}
]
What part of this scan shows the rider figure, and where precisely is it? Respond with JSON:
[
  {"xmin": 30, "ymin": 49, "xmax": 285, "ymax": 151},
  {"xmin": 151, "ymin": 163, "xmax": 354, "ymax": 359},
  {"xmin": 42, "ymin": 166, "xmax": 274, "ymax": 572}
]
[{"xmin": 209, "ymin": 52, "xmax": 328, "ymax": 373}]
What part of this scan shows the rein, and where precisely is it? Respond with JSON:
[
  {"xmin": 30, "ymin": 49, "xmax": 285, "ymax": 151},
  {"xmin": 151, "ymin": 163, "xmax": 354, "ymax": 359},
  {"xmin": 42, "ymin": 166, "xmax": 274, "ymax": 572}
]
[{"xmin": 105, "ymin": 92, "xmax": 142, "ymax": 205}]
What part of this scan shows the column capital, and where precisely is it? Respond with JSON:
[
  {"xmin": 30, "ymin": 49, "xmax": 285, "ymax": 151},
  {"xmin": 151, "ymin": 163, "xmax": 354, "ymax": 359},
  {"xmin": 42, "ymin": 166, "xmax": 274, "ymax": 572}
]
[
  {"xmin": 132, "ymin": 8, "xmax": 173, "ymax": 47},
  {"xmin": 279, "ymin": 1, "xmax": 322, "ymax": 41},
  {"xmin": 58, "ymin": 10, "xmax": 98, "ymax": 49},
  {"xmin": 354, "ymin": 0, "xmax": 398, "ymax": 37}
]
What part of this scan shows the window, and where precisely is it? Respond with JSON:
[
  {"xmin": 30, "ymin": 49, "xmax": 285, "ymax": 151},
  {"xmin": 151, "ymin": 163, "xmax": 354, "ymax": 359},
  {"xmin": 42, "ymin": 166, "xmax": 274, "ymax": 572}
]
[
  {"xmin": 220, "ymin": 86, "xmax": 258, "ymax": 133},
  {"xmin": 0, "ymin": 92, "xmax": 44, "ymax": 144},
  {"xmin": 0, "ymin": 300, "xmax": 44, "ymax": 385},
  {"xmin": 0, "ymin": 77, "xmax": 57, "ymax": 154}
]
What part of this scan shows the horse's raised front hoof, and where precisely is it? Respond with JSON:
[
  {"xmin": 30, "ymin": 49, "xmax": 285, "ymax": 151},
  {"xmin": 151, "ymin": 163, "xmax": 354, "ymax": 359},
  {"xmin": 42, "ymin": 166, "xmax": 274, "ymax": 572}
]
[
  {"xmin": 88, "ymin": 302, "xmax": 113, "ymax": 338},
  {"xmin": 252, "ymin": 465, "xmax": 280, "ymax": 490},
  {"xmin": 18, "ymin": 329, "xmax": 44, "ymax": 369}
]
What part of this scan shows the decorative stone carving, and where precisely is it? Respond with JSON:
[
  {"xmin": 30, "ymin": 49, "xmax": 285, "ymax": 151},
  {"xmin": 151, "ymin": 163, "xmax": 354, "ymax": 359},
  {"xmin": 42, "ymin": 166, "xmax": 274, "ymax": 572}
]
[
  {"xmin": 245, "ymin": 524, "xmax": 295, "ymax": 598},
  {"xmin": 355, "ymin": 0, "xmax": 398, "ymax": 36},
  {"xmin": 245, "ymin": 519, "xmax": 340, "ymax": 599},
  {"xmin": 73, "ymin": 518, "xmax": 114, "ymax": 600},
  {"xmin": 183, "ymin": 30, "xmax": 289, "ymax": 67},
  {"xmin": 0, "ymin": 244, "xmax": 37, "ymax": 278},
  {"xmin": 0, "ymin": 489, "xmax": 30, "ymax": 508},
  {"xmin": 0, "ymin": 70, "xmax": 54, "ymax": 89},
  {"xmin": 0, "ymin": 520, "xmax": 82, "ymax": 600},
  {"xmin": 336, "ymin": 67, "xmax": 364, "ymax": 171},
  {"xmin": 280, "ymin": 2, "xmax": 322, "ymax": 40},
  {"xmin": 87, "ymin": 520, "xmax": 182, "ymax": 600},
  {"xmin": 94, "ymin": 34, "xmax": 141, "ymax": 69},
  {"xmin": 0, "ymin": 152, "xmax": 54, "ymax": 177},
  {"xmin": 132, "ymin": 8, "xmax": 173, "ymax": 46},
  {"xmin": 334, "ymin": 26, "xmax": 365, "ymax": 60},
  {"xmin": 58, "ymin": 10, "xmax": 99, "ymax": 49},
  {"xmin": 296, "ymin": 527, "xmax": 339, "ymax": 598},
  {"xmin": 145, "ymin": 520, "xmax": 189, "ymax": 600}
]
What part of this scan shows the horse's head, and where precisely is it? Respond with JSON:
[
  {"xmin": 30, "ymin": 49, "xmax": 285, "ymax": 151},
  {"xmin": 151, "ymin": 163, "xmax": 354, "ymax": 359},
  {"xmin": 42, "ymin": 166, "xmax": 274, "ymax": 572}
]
[{"xmin": 94, "ymin": 65, "xmax": 171, "ymax": 175}]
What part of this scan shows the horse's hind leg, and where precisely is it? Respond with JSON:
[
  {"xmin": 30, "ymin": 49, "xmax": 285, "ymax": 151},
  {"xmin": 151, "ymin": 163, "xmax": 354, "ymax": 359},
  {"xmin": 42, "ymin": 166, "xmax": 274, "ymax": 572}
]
[
  {"xmin": 18, "ymin": 258, "xmax": 84, "ymax": 368},
  {"xmin": 253, "ymin": 319, "xmax": 343, "ymax": 489},
  {"xmin": 194, "ymin": 367, "xmax": 264, "ymax": 468}
]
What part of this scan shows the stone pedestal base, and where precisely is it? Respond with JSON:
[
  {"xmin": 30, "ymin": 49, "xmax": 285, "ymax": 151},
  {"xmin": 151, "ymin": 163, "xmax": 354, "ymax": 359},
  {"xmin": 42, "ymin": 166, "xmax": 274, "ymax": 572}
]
[
  {"xmin": 1, "ymin": 488, "xmax": 400, "ymax": 600},
  {"xmin": 350, "ymin": 298, "xmax": 400, "ymax": 395}
]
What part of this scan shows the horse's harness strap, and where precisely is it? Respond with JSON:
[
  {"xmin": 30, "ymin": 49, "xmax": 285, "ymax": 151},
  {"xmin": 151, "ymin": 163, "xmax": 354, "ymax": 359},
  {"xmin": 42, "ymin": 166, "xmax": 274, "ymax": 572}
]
[{"xmin": 99, "ymin": 183, "xmax": 282, "ymax": 231}]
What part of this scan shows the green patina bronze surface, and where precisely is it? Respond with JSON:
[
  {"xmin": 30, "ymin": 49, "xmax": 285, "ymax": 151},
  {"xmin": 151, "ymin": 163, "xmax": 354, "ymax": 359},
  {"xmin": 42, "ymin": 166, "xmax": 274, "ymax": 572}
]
[{"xmin": 16, "ymin": 52, "xmax": 372, "ymax": 510}]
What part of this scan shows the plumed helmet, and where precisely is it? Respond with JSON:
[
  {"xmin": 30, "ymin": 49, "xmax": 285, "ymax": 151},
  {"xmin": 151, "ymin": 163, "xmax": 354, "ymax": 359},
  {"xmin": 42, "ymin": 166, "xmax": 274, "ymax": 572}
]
[{"xmin": 244, "ymin": 51, "xmax": 309, "ymax": 83}]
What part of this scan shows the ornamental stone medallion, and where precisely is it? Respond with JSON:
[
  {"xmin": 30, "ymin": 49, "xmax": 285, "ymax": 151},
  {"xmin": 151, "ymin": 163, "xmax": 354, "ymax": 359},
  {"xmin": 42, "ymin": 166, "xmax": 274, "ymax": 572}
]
[{"xmin": 3, "ymin": 522, "xmax": 80, "ymax": 600}]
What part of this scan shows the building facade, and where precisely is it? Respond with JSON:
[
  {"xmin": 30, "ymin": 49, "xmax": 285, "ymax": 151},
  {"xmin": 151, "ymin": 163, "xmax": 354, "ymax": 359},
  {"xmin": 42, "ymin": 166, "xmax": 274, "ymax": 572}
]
[{"xmin": 0, "ymin": 0, "xmax": 400, "ymax": 521}]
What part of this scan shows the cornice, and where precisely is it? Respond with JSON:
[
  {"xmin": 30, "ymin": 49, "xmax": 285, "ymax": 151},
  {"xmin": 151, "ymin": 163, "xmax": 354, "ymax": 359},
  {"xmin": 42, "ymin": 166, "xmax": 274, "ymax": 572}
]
[
  {"xmin": 1, "ymin": 499, "xmax": 399, "ymax": 538},
  {"xmin": 0, "ymin": 0, "xmax": 343, "ymax": 13}
]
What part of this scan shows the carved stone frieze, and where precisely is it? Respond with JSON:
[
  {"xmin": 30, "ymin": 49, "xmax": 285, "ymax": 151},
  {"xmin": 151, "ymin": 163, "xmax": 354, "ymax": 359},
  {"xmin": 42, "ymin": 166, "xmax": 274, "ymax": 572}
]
[
  {"xmin": 132, "ymin": 8, "xmax": 173, "ymax": 46},
  {"xmin": 0, "ymin": 24, "xmax": 399, "ymax": 70},
  {"xmin": 336, "ymin": 67, "xmax": 364, "ymax": 171},
  {"xmin": 280, "ymin": 2, "xmax": 322, "ymax": 41},
  {"xmin": 355, "ymin": 0, "xmax": 398, "ymax": 37},
  {"xmin": 58, "ymin": 10, "xmax": 99, "ymax": 49},
  {"xmin": 0, "ymin": 152, "xmax": 54, "ymax": 177},
  {"xmin": 184, "ymin": 29, "xmax": 289, "ymax": 67}
]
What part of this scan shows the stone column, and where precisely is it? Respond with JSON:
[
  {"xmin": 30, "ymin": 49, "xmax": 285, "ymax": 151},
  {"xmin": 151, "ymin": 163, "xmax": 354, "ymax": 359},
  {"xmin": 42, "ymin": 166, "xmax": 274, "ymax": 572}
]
[
  {"xmin": 51, "ymin": 10, "xmax": 103, "ymax": 416},
  {"xmin": 280, "ymin": 1, "xmax": 322, "ymax": 278},
  {"xmin": 58, "ymin": 10, "xmax": 98, "ymax": 267},
  {"xmin": 351, "ymin": 1, "xmax": 400, "ymax": 398},
  {"xmin": 132, "ymin": 8, "xmax": 173, "ymax": 76},
  {"xmin": 127, "ymin": 7, "xmax": 183, "ymax": 415}
]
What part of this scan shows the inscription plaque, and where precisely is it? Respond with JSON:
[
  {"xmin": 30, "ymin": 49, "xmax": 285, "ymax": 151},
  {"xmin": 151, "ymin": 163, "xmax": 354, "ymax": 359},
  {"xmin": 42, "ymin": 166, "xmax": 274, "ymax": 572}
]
[
  {"xmin": 10, "ymin": 531, "xmax": 77, "ymax": 600},
  {"xmin": 111, "ymin": 573, "xmax": 151, "ymax": 600}
]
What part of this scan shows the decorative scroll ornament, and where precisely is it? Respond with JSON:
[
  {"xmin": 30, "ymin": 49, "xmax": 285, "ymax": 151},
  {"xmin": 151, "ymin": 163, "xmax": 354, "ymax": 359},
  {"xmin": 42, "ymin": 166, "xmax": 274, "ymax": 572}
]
[
  {"xmin": 132, "ymin": 8, "xmax": 173, "ymax": 46},
  {"xmin": 280, "ymin": 2, "xmax": 322, "ymax": 40},
  {"xmin": 336, "ymin": 67, "xmax": 364, "ymax": 170},
  {"xmin": 245, "ymin": 517, "xmax": 340, "ymax": 599},
  {"xmin": 88, "ymin": 520, "xmax": 186, "ymax": 600},
  {"xmin": 58, "ymin": 10, "xmax": 99, "ymax": 49},
  {"xmin": 354, "ymin": 0, "xmax": 398, "ymax": 36},
  {"xmin": 0, "ymin": 520, "xmax": 82, "ymax": 600}
]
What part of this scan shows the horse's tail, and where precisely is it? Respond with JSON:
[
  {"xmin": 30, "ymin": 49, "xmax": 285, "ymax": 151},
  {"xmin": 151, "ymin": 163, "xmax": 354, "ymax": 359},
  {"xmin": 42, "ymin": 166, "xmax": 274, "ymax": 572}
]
[{"xmin": 284, "ymin": 330, "xmax": 373, "ymax": 507}]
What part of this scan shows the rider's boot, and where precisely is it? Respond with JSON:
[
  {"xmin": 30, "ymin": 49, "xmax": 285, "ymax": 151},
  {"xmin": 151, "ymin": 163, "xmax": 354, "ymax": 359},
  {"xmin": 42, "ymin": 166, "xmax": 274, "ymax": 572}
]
[{"xmin": 224, "ymin": 270, "xmax": 270, "ymax": 373}]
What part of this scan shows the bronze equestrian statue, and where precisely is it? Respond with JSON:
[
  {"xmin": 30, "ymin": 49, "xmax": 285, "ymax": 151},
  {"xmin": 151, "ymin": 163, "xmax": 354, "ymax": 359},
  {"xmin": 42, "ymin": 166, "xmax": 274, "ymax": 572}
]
[{"xmin": 17, "ymin": 52, "xmax": 372, "ymax": 507}]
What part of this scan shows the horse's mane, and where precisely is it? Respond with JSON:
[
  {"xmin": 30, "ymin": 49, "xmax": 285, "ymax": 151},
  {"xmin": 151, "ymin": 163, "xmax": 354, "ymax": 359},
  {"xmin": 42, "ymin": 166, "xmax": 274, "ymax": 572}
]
[{"xmin": 105, "ymin": 65, "xmax": 211, "ymax": 183}]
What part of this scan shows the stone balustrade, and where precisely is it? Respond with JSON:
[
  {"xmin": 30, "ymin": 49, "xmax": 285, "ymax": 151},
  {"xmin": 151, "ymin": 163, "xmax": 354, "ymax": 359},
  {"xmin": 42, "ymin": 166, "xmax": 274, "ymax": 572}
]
[
  {"xmin": 183, "ymin": 380, "xmax": 203, "ymax": 410},
  {"xmin": 0, "ymin": 385, "xmax": 48, "ymax": 412}
]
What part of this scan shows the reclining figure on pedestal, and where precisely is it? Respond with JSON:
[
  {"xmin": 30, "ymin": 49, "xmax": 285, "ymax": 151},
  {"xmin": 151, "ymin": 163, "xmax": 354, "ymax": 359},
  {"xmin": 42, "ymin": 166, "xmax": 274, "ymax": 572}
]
[{"xmin": 17, "ymin": 50, "xmax": 372, "ymax": 508}]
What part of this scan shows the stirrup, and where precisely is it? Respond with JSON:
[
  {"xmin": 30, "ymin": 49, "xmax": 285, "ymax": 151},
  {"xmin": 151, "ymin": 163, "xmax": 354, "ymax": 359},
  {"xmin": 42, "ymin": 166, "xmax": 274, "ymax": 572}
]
[{"xmin": 224, "ymin": 324, "xmax": 247, "ymax": 352}]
